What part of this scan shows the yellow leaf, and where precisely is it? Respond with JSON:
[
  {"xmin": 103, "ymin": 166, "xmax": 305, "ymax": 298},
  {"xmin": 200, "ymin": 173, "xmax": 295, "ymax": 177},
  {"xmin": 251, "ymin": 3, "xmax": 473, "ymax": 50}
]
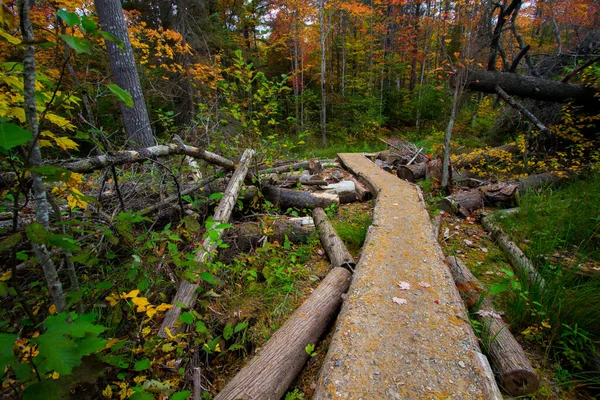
[
  {"xmin": 141, "ymin": 326, "xmax": 151, "ymax": 336},
  {"xmin": 46, "ymin": 113, "xmax": 76, "ymax": 131},
  {"xmin": 0, "ymin": 28, "xmax": 20, "ymax": 45},
  {"xmin": 54, "ymin": 136, "xmax": 79, "ymax": 151},
  {"xmin": 0, "ymin": 270, "xmax": 11, "ymax": 281},
  {"xmin": 162, "ymin": 343, "xmax": 175, "ymax": 352},
  {"xmin": 133, "ymin": 375, "xmax": 146, "ymax": 384},
  {"xmin": 105, "ymin": 338, "xmax": 119, "ymax": 349},
  {"xmin": 122, "ymin": 289, "xmax": 140, "ymax": 299},
  {"xmin": 102, "ymin": 384, "xmax": 113, "ymax": 398},
  {"xmin": 51, "ymin": 372, "xmax": 60, "ymax": 379},
  {"xmin": 155, "ymin": 303, "xmax": 172, "ymax": 312},
  {"xmin": 132, "ymin": 296, "xmax": 150, "ymax": 308},
  {"xmin": 32, "ymin": 332, "xmax": 39, "ymax": 338},
  {"xmin": 105, "ymin": 296, "xmax": 118, "ymax": 307},
  {"xmin": 48, "ymin": 304, "xmax": 57, "ymax": 314},
  {"xmin": 40, "ymin": 130, "xmax": 56, "ymax": 139},
  {"xmin": 164, "ymin": 327, "xmax": 174, "ymax": 339},
  {"xmin": 145, "ymin": 307, "xmax": 157, "ymax": 318},
  {"xmin": 39, "ymin": 139, "xmax": 53, "ymax": 148},
  {"xmin": 215, "ymin": 343, "xmax": 221, "ymax": 353},
  {"xmin": 445, "ymin": 39, "xmax": 452, "ymax": 43}
]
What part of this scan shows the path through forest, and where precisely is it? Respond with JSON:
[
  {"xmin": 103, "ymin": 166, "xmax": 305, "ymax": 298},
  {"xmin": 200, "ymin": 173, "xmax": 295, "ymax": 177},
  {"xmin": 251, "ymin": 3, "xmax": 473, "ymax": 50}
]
[{"xmin": 313, "ymin": 153, "xmax": 501, "ymax": 399}]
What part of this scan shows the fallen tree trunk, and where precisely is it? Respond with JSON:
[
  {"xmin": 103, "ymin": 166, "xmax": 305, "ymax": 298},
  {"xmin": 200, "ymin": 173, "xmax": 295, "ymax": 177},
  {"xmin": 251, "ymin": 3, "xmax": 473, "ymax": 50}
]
[
  {"xmin": 214, "ymin": 267, "xmax": 352, "ymax": 400},
  {"xmin": 481, "ymin": 214, "xmax": 545, "ymax": 289},
  {"xmin": 322, "ymin": 181, "xmax": 356, "ymax": 204},
  {"xmin": 438, "ymin": 172, "xmax": 562, "ymax": 216},
  {"xmin": 262, "ymin": 185, "xmax": 338, "ymax": 210},
  {"xmin": 397, "ymin": 163, "xmax": 426, "ymax": 182},
  {"xmin": 464, "ymin": 68, "xmax": 594, "ymax": 102},
  {"xmin": 313, "ymin": 208, "xmax": 355, "ymax": 271},
  {"xmin": 158, "ymin": 149, "xmax": 254, "ymax": 338},
  {"xmin": 348, "ymin": 176, "xmax": 371, "ymax": 201},
  {"xmin": 259, "ymin": 160, "xmax": 338, "ymax": 175},
  {"xmin": 495, "ymin": 86, "xmax": 551, "ymax": 135},
  {"xmin": 446, "ymin": 256, "xmax": 540, "ymax": 396},
  {"xmin": 62, "ymin": 143, "xmax": 235, "ymax": 173}
]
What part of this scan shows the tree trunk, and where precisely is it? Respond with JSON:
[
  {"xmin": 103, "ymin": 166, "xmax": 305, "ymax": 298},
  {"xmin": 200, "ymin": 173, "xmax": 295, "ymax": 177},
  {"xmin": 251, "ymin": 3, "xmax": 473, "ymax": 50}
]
[
  {"xmin": 96, "ymin": 0, "xmax": 155, "ymax": 148},
  {"xmin": 464, "ymin": 68, "xmax": 594, "ymax": 102},
  {"xmin": 318, "ymin": 0, "xmax": 327, "ymax": 147},
  {"xmin": 397, "ymin": 163, "xmax": 427, "ymax": 182},
  {"xmin": 262, "ymin": 185, "xmax": 338, "ymax": 210},
  {"xmin": 495, "ymin": 86, "xmax": 550, "ymax": 135},
  {"xmin": 313, "ymin": 208, "xmax": 355, "ymax": 271},
  {"xmin": 19, "ymin": 0, "xmax": 66, "ymax": 313},
  {"xmin": 446, "ymin": 256, "xmax": 540, "ymax": 396},
  {"xmin": 442, "ymin": 76, "xmax": 461, "ymax": 190},
  {"xmin": 158, "ymin": 150, "xmax": 254, "ymax": 338},
  {"xmin": 214, "ymin": 267, "xmax": 352, "ymax": 400},
  {"xmin": 348, "ymin": 176, "xmax": 371, "ymax": 201}
]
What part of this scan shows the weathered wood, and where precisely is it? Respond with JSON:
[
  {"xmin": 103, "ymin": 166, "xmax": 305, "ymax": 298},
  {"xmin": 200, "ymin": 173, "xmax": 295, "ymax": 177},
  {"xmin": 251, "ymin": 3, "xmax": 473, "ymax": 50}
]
[
  {"xmin": 446, "ymin": 256, "xmax": 540, "ymax": 396},
  {"xmin": 348, "ymin": 176, "xmax": 372, "ymax": 201},
  {"xmin": 313, "ymin": 208, "xmax": 356, "ymax": 271},
  {"xmin": 309, "ymin": 159, "xmax": 323, "ymax": 174},
  {"xmin": 397, "ymin": 163, "xmax": 426, "ymax": 182},
  {"xmin": 495, "ymin": 85, "xmax": 551, "ymax": 135},
  {"xmin": 214, "ymin": 267, "xmax": 352, "ymax": 400},
  {"xmin": 322, "ymin": 180, "xmax": 356, "ymax": 204},
  {"xmin": 259, "ymin": 160, "xmax": 338, "ymax": 175},
  {"xmin": 62, "ymin": 143, "xmax": 235, "ymax": 173},
  {"xmin": 464, "ymin": 68, "xmax": 594, "ymax": 102},
  {"xmin": 438, "ymin": 172, "xmax": 563, "ymax": 216},
  {"xmin": 262, "ymin": 185, "xmax": 338, "ymax": 210},
  {"xmin": 158, "ymin": 149, "xmax": 254, "ymax": 338},
  {"xmin": 481, "ymin": 214, "xmax": 545, "ymax": 289}
]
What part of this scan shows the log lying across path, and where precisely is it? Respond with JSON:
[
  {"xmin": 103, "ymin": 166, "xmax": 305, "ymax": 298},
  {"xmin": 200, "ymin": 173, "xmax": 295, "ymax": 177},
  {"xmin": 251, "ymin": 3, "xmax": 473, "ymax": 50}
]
[
  {"xmin": 215, "ymin": 207, "xmax": 354, "ymax": 399},
  {"xmin": 313, "ymin": 208, "xmax": 355, "ymax": 271},
  {"xmin": 446, "ymin": 256, "xmax": 540, "ymax": 396},
  {"xmin": 158, "ymin": 149, "xmax": 254, "ymax": 338},
  {"xmin": 262, "ymin": 185, "xmax": 338, "ymax": 209},
  {"xmin": 481, "ymin": 213, "xmax": 545, "ymax": 289},
  {"xmin": 438, "ymin": 172, "xmax": 562, "ymax": 216}
]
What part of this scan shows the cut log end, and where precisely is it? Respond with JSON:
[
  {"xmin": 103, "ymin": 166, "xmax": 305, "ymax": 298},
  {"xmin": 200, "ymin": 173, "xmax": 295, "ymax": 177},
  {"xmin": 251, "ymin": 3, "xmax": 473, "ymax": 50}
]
[{"xmin": 501, "ymin": 369, "xmax": 540, "ymax": 396}]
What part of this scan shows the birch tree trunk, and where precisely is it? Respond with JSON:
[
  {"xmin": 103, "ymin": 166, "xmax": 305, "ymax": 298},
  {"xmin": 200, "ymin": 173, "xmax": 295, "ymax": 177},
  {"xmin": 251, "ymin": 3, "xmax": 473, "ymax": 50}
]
[
  {"xmin": 441, "ymin": 71, "xmax": 462, "ymax": 190},
  {"xmin": 96, "ymin": 0, "xmax": 155, "ymax": 148},
  {"xmin": 19, "ymin": 0, "xmax": 66, "ymax": 312},
  {"xmin": 319, "ymin": 0, "xmax": 327, "ymax": 148}
]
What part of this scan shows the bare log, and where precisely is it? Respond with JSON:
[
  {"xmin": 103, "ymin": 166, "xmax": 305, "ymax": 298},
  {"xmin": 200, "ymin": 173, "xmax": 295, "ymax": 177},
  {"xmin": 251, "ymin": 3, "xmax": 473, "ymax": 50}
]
[
  {"xmin": 464, "ymin": 68, "xmax": 594, "ymax": 103},
  {"xmin": 62, "ymin": 143, "xmax": 235, "ymax": 173},
  {"xmin": 262, "ymin": 185, "xmax": 338, "ymax": 210},
  {"xmin": 313, "ymin": 208, "xmax": 356, "ymax": 271},
  {"xmin": 446, "ymin": 256, "xmax": 540, "ymax": 396},
  {"xmin": 348, "ymin": 176, "xmax": 371, "ymax": 201},
  {"xmin": 214, "ymin": 267, "xmax": 352, "ymax": 400},
  {"xmin": 259, "ymin": 160, "xmax": 338, "ymax": 175},
  {"xmin": 158, "ymin": 149, "xmax": 254, "ymax": 338},
  {"xmin": 322, "ymin": 181, "xmax": 356, "ymax": 204},
  {"xmin": 397, "ymin": 163, "xmax": 426, "ymax": 182},
  {"xmin": 495, "ymin": 86, "xmax": 551, "ymax": 135},
  {"xmin": 480, "ymin": 214, "xmax": 545, "ymax": 289}
]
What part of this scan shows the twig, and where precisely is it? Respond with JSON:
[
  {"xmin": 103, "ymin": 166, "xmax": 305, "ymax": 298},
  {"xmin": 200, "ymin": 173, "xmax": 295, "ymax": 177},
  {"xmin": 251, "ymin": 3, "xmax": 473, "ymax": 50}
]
[
  {"xmin": 110, "ymin": 166, "xmax": 126, "ymax": 212},
  {"xmin": 407, "ymin": 147, "xmax": 423, "ymax": 166},
  {"xmin": 561, "ymin": 55, "xmax": 600, "ymax": 83}
]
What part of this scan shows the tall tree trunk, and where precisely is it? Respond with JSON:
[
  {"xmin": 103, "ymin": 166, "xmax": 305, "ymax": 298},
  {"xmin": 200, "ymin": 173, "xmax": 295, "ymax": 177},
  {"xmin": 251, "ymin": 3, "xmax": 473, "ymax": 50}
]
[
  {"xmin": 96, "ymin": 0, "xmax": 155, "ymax": 148},
  {"xmin": 319, "ymin": 0, "xmax": 327, "ymax": 147},
  {"xmin": 409, "ymin": 1, "xmax": 422, "ymax": 92},
  {"xmin": 341, "ymin": 11, "xmax": 346, "ymax": 99},
  {"xmin": 442, "ymin": 71, "xmax": 463, "ymax": 190},
  {"xmin": 293, "ymin": 10, "xmax": 301, "ymax": 135},
  {"xmin": 19, "ymin": 0, "xmax": 66, "ymax": 312}
]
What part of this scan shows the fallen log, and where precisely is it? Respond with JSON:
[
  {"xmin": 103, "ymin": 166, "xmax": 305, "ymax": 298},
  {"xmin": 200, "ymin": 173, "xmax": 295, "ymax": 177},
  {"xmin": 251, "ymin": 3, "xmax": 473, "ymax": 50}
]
[
  {"xmin": 495, "ymin": 86, "xmax": 551, "ymax": 135},
  {"xmin": 446, "ymin": 256, "xmax": 540, "ymax": 396},
  {"xmin": 397, "ymin": 163, "xmax": 426, "ymax": 182},
  {"xmin": 348, "ymin": 176, "xmax": 371, "ymax": 201},
  {"xmin": 259, "ymin": 160, "xmax": 338, "ymax": 175},
  {"xmin": 158, "ymin": 149, "xmax": 254, "ymax": 338},
  {"xmin": 481, "ymin": 214, "xmax": 545, "ymax": 289},
  {"xmin": 62, "ymin": 143, "xmax": 235, "ymax": 173},
  {"xmin": 322, "ymin": 181, "xmax": 356, "ymax": 204},
  {"xmin": 262, "ymin": 185, "xmax": 338, "ymax": 210},
  {"xmin": 438, "ymin": 172, "xmax": 562, "ymax": 216},
  {"xmin": 464, "ymin": 68, "xmax": 594, "ymax": 103},
  {"xmin": 313, "ymin": 208, "xmax": 356, "ymax": 271},
  {"xmin": 214, "ymin": 267, "xmax": 352, "ymax": 400}
]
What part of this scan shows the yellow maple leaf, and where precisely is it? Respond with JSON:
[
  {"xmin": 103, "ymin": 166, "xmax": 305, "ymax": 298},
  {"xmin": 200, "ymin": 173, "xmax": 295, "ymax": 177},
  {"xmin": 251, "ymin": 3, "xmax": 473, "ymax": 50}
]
[
  {"xmin": 155, "ymin": 303, "xmax": 172, "ymax": 312},
  {"xmin": 145, "ymin": 307, "xmax": 157, "ymax": 318},
  {"xmin": 0, "ymin": 270, "xmax": 11, "ymax": 281},
  {"xmin": 48, "ymin": 304, "xmax": 57, "ymax": 314},
  {"xmin": 67, "ymin": 188, "xmax": 87, "ymax": 210},
  {"xmin": 51, "ymin": 372, "xmax": 60, "ymax": 379},
  {"xmin": 54, "ymin": 136, "xmax": 79, "ymax": 151},
  {"xmin": 102, "ymin": 385, "xmax": 112, "ymax": 398},
  {"xmin": 131, "ymin": 296, "xmax": 150, "ymax": 310},
  {"xmin": 105, "ymin": 295, "xmax": 119, "ymax": 307},
  {"xmin": 141, "ymin": 326, "xmax": 151, "ymax": 336},
  {"xmin": 133, "ymin": 375, "xmax": 146, "ymax": 384},
  {"xmin": 122, "ymin": 289, "xmax": 139, "ymax": 299},
  {"xmin": 39, "ymin": 139, "xmax": 53, "ymax": 148},
  {"xmin": 164, "ymin": 327, "xmax": 174, "ymax": 339},
  {"xmin": 46, "ymin": 113, "xmax": 76, "ymax": 131}
]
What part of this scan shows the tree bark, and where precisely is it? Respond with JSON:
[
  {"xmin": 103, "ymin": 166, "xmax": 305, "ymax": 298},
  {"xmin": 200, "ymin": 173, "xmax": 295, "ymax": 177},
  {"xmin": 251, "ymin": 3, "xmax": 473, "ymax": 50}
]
[
  {"xmin": 313, "ymin": 208, "xmax": 355, "ymax": 271},
  {"xmin": 62, "ymin": 143, "xmax": 235, "ymax": 173},
  {"xmin": 96, "ymin": 0, "xmax": 155, "ymax": 148},
  {"xmin": 214, "ymin": 267, "xmax": 352, "ymax": 400},
  {"xmin": 442, "ymin": 74, "xmax": 462, "ymax": 190},
  {"xmin": 348, "ymin": 176, "xmax": 371, "ymax": 201},
  {"xmin": 397, "ymin": 163, "xmax": 427, "ymax": 182},
  {"xmin": 446, "ymin": 256, "xmax": 540, "ymax": 395},
  {"xmin": 318, "ymin": 0, "xmax": 327, "ymax": 148},
  {"xmin": 480, "ymin": 214, "xmax": 545, "ymax": 289},
  {"xmin": 262, "ymin": 185, "xmax": 338, "ymax": 210},
  {"xmin": 495, "ymin": 86, "xmax": 551, "ymax": 135},
  {"xmin": 158, "ymin": 149, "xmax": 254, "ymax": 338},
  {"xmin": 464, "ymin": 69, "xmax": 594, "ymax": 102}
]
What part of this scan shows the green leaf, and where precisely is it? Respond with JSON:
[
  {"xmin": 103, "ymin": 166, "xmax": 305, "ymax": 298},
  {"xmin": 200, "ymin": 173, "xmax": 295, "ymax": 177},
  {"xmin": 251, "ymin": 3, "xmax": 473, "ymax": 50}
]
[
  {"xmin": 171, "ymin": 391, "xmax": 192, "ymax": 400},
  {"xmin": 208, "ymin": 230, "xmax": 219, "ymax": 241},
  {"xmin": 57, "ymin": 10, "xmax": 81, "ymax": 27},
  {"xmin": 60, "ymin": 34, "xmax": 91, "ymax": 53},
  {"xmin": 178, "ymin": 312, "xmax": 194, "ymax": 325},
  {"xmin": 45, "ymin": 312, "xmax": 106, "ymax": 338},
  {"xmin": 183, "ymin": 215, "xmax": 200, "ymax": 232},
  {"xmin": 106, "ymin": 83, "xmax": 133, "ymax": 107},
  {"xmin": 234, "ymin": 321, "xmax": 248, "ymax": 333},
  {"xmin": 489, "ymin": 281, "xmax": 509, "ymax": 295},
  {"xmin": 0, "ymin": 121, "xmax": 31, "ymax": 150},
  {"xmin": 228, "ymin": 343, "xmax": 244, "ymax": 351},
  {"xmin": 29, "ymin": 166, "xmax": 72, "ymax": 183},
  {"xmin": 0, "ymin": 233, "xmax": 22, "ymax": 252},
  {"xmin": 33, "ymin": 332, "xmax": 82, "ymax": 374},
  {"xmin": 199, "ymin": 272, "xmax": 216, "ymax": 285},
  {"xmin": 209, "ymin": 192, "xmax": 223, "ymax": 201},
  {"xmin": 214, "ymin": 223, "xmax": 232, "ymax": 230},
  {"xmin": 0, "ymin": 334, "xmax": 17, "ymax": 374},
  {"xmin": 129, "ymin": 390, "xmax": 154, "ymax": 400},
  {"xmin": 133, "ymin": 358, "xmax": 151, "ymax": 371},
  {"xmin": 195, "ymin": 320, "xmax": 209, "ymax": 335},
  {"xmin": 98, "ymin": 31, "xmax": 124, "ymax": 49},
  {"xmin": 77, "ymin": 337, "xmax": 108, "ymax": 356},
  {"xmin": 22, "ymin": 379, "xmax": 68, "ymax": 400},
  {"xmin": 80, "ymin": 16, "xmax": 97, "ymax": 33},
  {"xmin": 223, "ymin": 323, "xmax": 233, "ymax": 340}
]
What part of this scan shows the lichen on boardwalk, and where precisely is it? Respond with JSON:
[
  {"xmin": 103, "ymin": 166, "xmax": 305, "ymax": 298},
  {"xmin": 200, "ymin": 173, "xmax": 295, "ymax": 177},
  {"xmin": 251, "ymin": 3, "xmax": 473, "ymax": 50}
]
[{"xmin": 314, "ymin": 153, "xmax": 499, "ymax": 399}]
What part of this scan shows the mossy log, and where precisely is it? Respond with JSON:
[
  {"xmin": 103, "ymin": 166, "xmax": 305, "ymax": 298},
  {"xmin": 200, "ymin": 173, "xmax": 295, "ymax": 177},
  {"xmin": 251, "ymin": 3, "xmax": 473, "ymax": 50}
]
[
  {"xmin": 446, "ymin": 256, "xmax": 540, "ymax": 396},
  {"xmin": 158, "ymin": 150, "xmax": 254, "ymax": 338},
  {"xmin": 262, "ymin": 185, "xmax": 338, "ymax": 209},
  {"xmin": 214, "ymin": 267, "xmax": 352, "ymax": 400},
  {"xmin": 313, "ymin": 208, "xmax": 356, "ymax": 271}
]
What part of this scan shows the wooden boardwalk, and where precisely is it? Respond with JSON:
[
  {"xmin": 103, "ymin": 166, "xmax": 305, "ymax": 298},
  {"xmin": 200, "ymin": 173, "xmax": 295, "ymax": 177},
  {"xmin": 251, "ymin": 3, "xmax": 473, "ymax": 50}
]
[{"xmin": 313, "ymin": 153, "xmax": 502, "ymax": 399}]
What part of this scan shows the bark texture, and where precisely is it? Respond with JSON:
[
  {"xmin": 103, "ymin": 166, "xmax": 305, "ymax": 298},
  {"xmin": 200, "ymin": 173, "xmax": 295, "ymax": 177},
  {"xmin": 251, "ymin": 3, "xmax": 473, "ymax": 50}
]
[
  {"xmin": 313, "ymin": 208, "xmax": 355, "ymax": 271},
  {"xmin": 96, "ymin": 0, "xmax": 155, "ymax": 148},
  {"xmin": 215, "ymin": 267, "xmax": 352, "ymax": 400},
  {"xmin": 262, "ymin": 185, "xmax": 338, "ymax": 210},
  {"xmin": 158, "ymin": 150, "xmax": 254, "ymax": 338},
  {"xmin": 446, "ymin": 256, "xmax": 540, "ymax": 396}
]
